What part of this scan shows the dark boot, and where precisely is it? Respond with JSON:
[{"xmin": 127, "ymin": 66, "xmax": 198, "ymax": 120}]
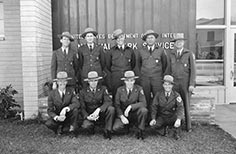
[
  {"xmin": 136, "ymin": 129, "xmax": 144, "ymax": 140},
  {"xmin": 103, "ymin": 130, "xmax": 111, "ymax": 140},
  {"xmin": 163, "ymin": 126, "xmax": 168, "ymax": 137},
  {"xmin": 174, "ymin": 128, "xmax": 180, "ymax": 140}
]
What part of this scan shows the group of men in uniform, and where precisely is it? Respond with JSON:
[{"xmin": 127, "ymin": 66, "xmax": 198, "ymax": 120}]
[{"xmin": 46, "ymin": 27, "xmax": 196, "ymax": 140}]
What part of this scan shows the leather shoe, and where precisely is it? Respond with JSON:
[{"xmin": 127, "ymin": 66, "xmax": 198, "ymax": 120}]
[
  {"xmin": 163, "ymin": 126, "xmax": 168, "ymax": 137},
  {"xmin": 103, "ymin": 130, "xmax": 111, "ymax": 140},
  {"xmin": 136, "ymin": 130, "xmax": 144, "ymax": 140}
]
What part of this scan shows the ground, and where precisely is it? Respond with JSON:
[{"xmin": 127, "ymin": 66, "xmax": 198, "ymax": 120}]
[{"xmin": 0, "ymin": 119, "xmax": 236, "ymax": 154}]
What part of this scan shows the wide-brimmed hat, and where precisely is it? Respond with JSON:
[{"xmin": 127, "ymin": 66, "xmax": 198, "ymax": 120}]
[
  {"xmin": 171, "ymin": 33, "xmax": 187, "ymax": 42},
  {"xmin": 163, "ymin": 75, "xmax": 174, "ymax": 84},
  {"xmin": 57, "ymin": 32, "xmax": 74, "ymax": 41},
  {"xmin": 121, "ymin": 71, "xmax": 139, "ymax": 80},
  {"xmin": 81, "ymin": 27, "xmax": 98, "ymax": 38},
  {"xmin": 53, "ymin": 71, "xmax": 72, "ymax": 82},
  {"xmin": 142, "ymin": 30, "xmax": 159, "ymax": 41},
  {"xmin": 84, "ymin": 71, "xmax": 103, "ymax": 81},
  {"xmin": 112, "ymin": 29, "xmax": 124, "ymax": 40}
]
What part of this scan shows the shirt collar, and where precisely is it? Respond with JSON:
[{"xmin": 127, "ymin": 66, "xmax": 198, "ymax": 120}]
[
  {"xmin": 118, "ymin": 44, "xmax": 125, "ymax": 50},
  {"xmin": 148, "ymin": 45, "xmax": 155, "ymax": 51},
  {"xmin": 58, "ymin": 89, "xmax": 66, "ymax": 96},
  {"xmin": 87, "ymin": 43, "xmax": 94, "ymax": 49},
  {"xmin": 61, "ymin": 47, "xmax": 68, "ymax": 54}
]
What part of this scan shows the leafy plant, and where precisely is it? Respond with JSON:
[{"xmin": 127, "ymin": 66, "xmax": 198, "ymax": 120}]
[{"xmin": 0, "ymin": 84, "xmax": 20, "ymax": 119}]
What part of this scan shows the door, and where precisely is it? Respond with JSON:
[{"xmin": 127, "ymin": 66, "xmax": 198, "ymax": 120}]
[{"xmin": 226, "ymin": 29, "xmax": 236, "ymax": 103}]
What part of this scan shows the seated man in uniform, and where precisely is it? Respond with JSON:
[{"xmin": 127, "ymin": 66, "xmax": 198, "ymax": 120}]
[
  {"xmin": 45, "ymin": 71, "xmax": 80, "ymax": 136},
  {"xmin": 80, "ymin": 71, "xmax": 115, "ymax": 140},
  {"xmin": 150, "ymin": 75, "xmax": 184, "ymax": 140},
  {"xmin": 113, "ymin": 71, "xmax": 148, "ymax": 140}
]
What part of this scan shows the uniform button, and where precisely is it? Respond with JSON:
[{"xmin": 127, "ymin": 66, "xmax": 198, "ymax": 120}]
[
  {"xmin": 90, "ymin": 59, "xmax": 92, "ymax": 61},
  {"xmin": 90, "ymin": 55, "xmax": 92, "ymax": 56},
  {"xmin": 90, "ymin": 64, "xmax": 92, "ymax": 66}
]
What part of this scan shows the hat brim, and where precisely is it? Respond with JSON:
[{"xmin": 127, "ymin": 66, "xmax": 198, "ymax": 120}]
[
  {"xmin": 112, "ymin": 33, "xmax": 124, "ymax": 40},
  {"xmin": 57, "ymin": 34, "xmax": 74, "ymax": 42},
  {"xmin": 162, "ymin": 80, "xmax": 174, "ymax": 84},
  {"xmin": 84, "ymin": 76, "xmax": 103, "ymax": 82},
  {"xmin": 53, "ymin": 77, "xmax": 72, "ymax": 82},
  {"xmin": 142, "ymin": 33, "xmax": 159, "ymax": 41},
  {"xmin": 121, "ymin": 76, "xmax": 139, "ymax": 80},
  {"xmin": 170, "ymin": 38, "xmax": 187, "ymax": 42},
  {"xmin": 81, "ymin": 31, "xmax": 98, "ymax": 38}
]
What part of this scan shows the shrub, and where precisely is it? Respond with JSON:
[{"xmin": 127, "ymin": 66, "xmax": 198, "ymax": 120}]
[{"xmin": 0, "ymin": 85, "xmax": 20, "ymax": 119}]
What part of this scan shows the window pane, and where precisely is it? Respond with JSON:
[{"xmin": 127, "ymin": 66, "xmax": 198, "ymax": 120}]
[
  {"xmin": 0, "ymin": 3, "xmax": 3, "ymax": 19},
  {"xmin": 0, "ymin": 20, "xmax": 3, "ymax": 35},
  {"xmin": 196, "ymin": 29, "xmax": 224, "ymax": 86},
  {"xmin": 231, "ymin": 0, "xmax": 236, "ymax": 25},
  {"xmin": 196, "ymin": 0, "xmax": 224, "ymax": 25}
]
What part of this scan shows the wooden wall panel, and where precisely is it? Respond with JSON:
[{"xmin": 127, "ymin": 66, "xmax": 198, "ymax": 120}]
[{"xmin": 52, "ymin": 0, "xmax": 196, "ymax": 51}]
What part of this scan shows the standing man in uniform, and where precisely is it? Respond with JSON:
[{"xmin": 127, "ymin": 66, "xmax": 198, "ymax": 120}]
[
  {"xmin": 150, "ymin": 75, "xmax": 184, "ymax": 140},
  {"xmin": 113, "ymin": 71, "xmax": 147, "ymax": 140},
  {"xmin": 169, "ymin": 33, "xmax": 196, "ymax": 132},
  {"xmin": 51, "ymin": 32, "xmax": 79, "ymax": 92},
  {"xmin": 78, "ymin": 27, "xmax": 106, "ymax": 88},
  {"xmin": 137, "ymin": 30, "xmax": 170, "ymax": 119},
  {"xmin": 106, "ymin": 29, "xmax": 136, "ymax": 99},
  {"xmin": 79, "ymin": 71, "xmax": 115, "ymax": 139},
  {"xmin": 45, "ymin": 71, "xmax": 80, "ymax": 136}
]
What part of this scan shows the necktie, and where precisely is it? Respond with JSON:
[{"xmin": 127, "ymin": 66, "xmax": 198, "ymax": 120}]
[
  {"xmin": 149, "ymin": 47, "xmax": 152, "ymax": 54},
  {"xmin": 89, "ymin": 45, "xmax": 93, "ymax": 52},
  {"xmin": 128, "ymin": 89, "xmax": 131, "ymax": 98},
  {"xmin": 92, "ymin": 89, "xmax": 96, "ymax": 94},
  {"xmin": 62, "ymin": 92, "xmax": 65, "ymax": 101},
  {"xmin": 177, "ymin": 51, "xmax": 181, "ymax": 58},
  {"xmin": 166, "ymin": 92, "xmax": 169, "ymax": 100},
  {"xmin": 63, "ymin": 49, "xmax": 67, "ymax": 57}
]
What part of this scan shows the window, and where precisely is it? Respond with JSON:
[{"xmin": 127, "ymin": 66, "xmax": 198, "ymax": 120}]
[
  {"xmin": 196, "ymin": 0, "xmax": 224, "ymax": 25},
  {"xmin": 231, "ymin": 0, "xmax": 236, "ymax": 25},
  {"xmin": 0, "ymin": 1, "xmax": 4, "ymax": 40}
]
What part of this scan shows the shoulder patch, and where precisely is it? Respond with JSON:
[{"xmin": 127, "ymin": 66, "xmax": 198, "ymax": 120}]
[{"xmin": 176, "ymin": 96, "xmax": 182, "ymax": 102}]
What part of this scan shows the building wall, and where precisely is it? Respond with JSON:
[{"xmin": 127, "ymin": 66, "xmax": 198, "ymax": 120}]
[
  {"xmin": 0, "ymin": 0, "xmax": 23, "ymax": 107},
  {"xmin": 20, "ymin": 0, "xmax": 52, "ymax": 119},
  {"xmin": 52, "ymin": 0, "xmax": 196, "ymax": 52}
]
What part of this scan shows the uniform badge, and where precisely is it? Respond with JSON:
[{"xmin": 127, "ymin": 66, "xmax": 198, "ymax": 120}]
[
  {"xmin": 176, "ymin": 96, "xmax": 182, "ymax": 102},
  {"xmin": 140, "ymin": 89, "xmax": 144, "ymax": 95},
  {"xmin": 156, "ymin": 60, "xmax": 159, "ymax": 63}
]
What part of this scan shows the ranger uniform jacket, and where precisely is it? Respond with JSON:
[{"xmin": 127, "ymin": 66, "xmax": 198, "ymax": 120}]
[
  {"xmin": 79, "ymin": 86, "xmax": 112, "ymax": 119},
  {"xmin": 151, "ymin": 90, "xmax": 184, "ymax": 120},
  {"xmin": 115, "ymin": 84, "xmax": 146, "ymax": 117}
]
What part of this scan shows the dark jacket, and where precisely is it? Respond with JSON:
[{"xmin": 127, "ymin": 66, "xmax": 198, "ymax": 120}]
[
  {"xmin": 51, "ymin": 48, "xmax": 79, "ymax": 86},
  {"xmin": 138, "ymin": 45, "xmax": 170, "ymax": 77},
  {"xmin": 169, "ymin": 48, "xmax": 196, "ymax": 87},
  {"xmin": 106, "ymin": 45, "xmax": 136, "ymax": 73},
  {"xmin": 47, "ymin": 89, "xmax": 80, "ymax": 119},
  {"xmin": 78, "ymin": 44, "xmax": 106, "ymax": 78},
  {"xmin": 115, "ymin": 84, "xmax": 146, "ymax": 117},
  {"xmin": 151, "ymin": 90, "xmax": 184, "ymax": 120},
  {"xmin": 79, "ymin": 86, "xmax": 112, "ymax": 119}
]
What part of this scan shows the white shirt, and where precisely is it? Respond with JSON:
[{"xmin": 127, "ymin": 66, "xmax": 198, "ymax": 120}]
[
  {"xmin": 58, "ymin": 89, "xmax": 66, "ymax": 98},
  {"xmin": 126, "ymin": 88, "xmax": 133, "ymax": 94},
  {"xmin": 87, "ymin": 43, "xmax": 94, "ymax": 49},
  {"xmin": 61, "ymin": 47, "xmax": 68, "ymax": 55},
  {"xmin": 148, "ymin": 45, "xmax": 155, "ymax": 51},
  {"xmin": 177, "ymin": 48, "xmax": 184, "ymax": 56},
  {"xmin": 118, "ymin": 44, "xmax": 125, "ymax": 50}
]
